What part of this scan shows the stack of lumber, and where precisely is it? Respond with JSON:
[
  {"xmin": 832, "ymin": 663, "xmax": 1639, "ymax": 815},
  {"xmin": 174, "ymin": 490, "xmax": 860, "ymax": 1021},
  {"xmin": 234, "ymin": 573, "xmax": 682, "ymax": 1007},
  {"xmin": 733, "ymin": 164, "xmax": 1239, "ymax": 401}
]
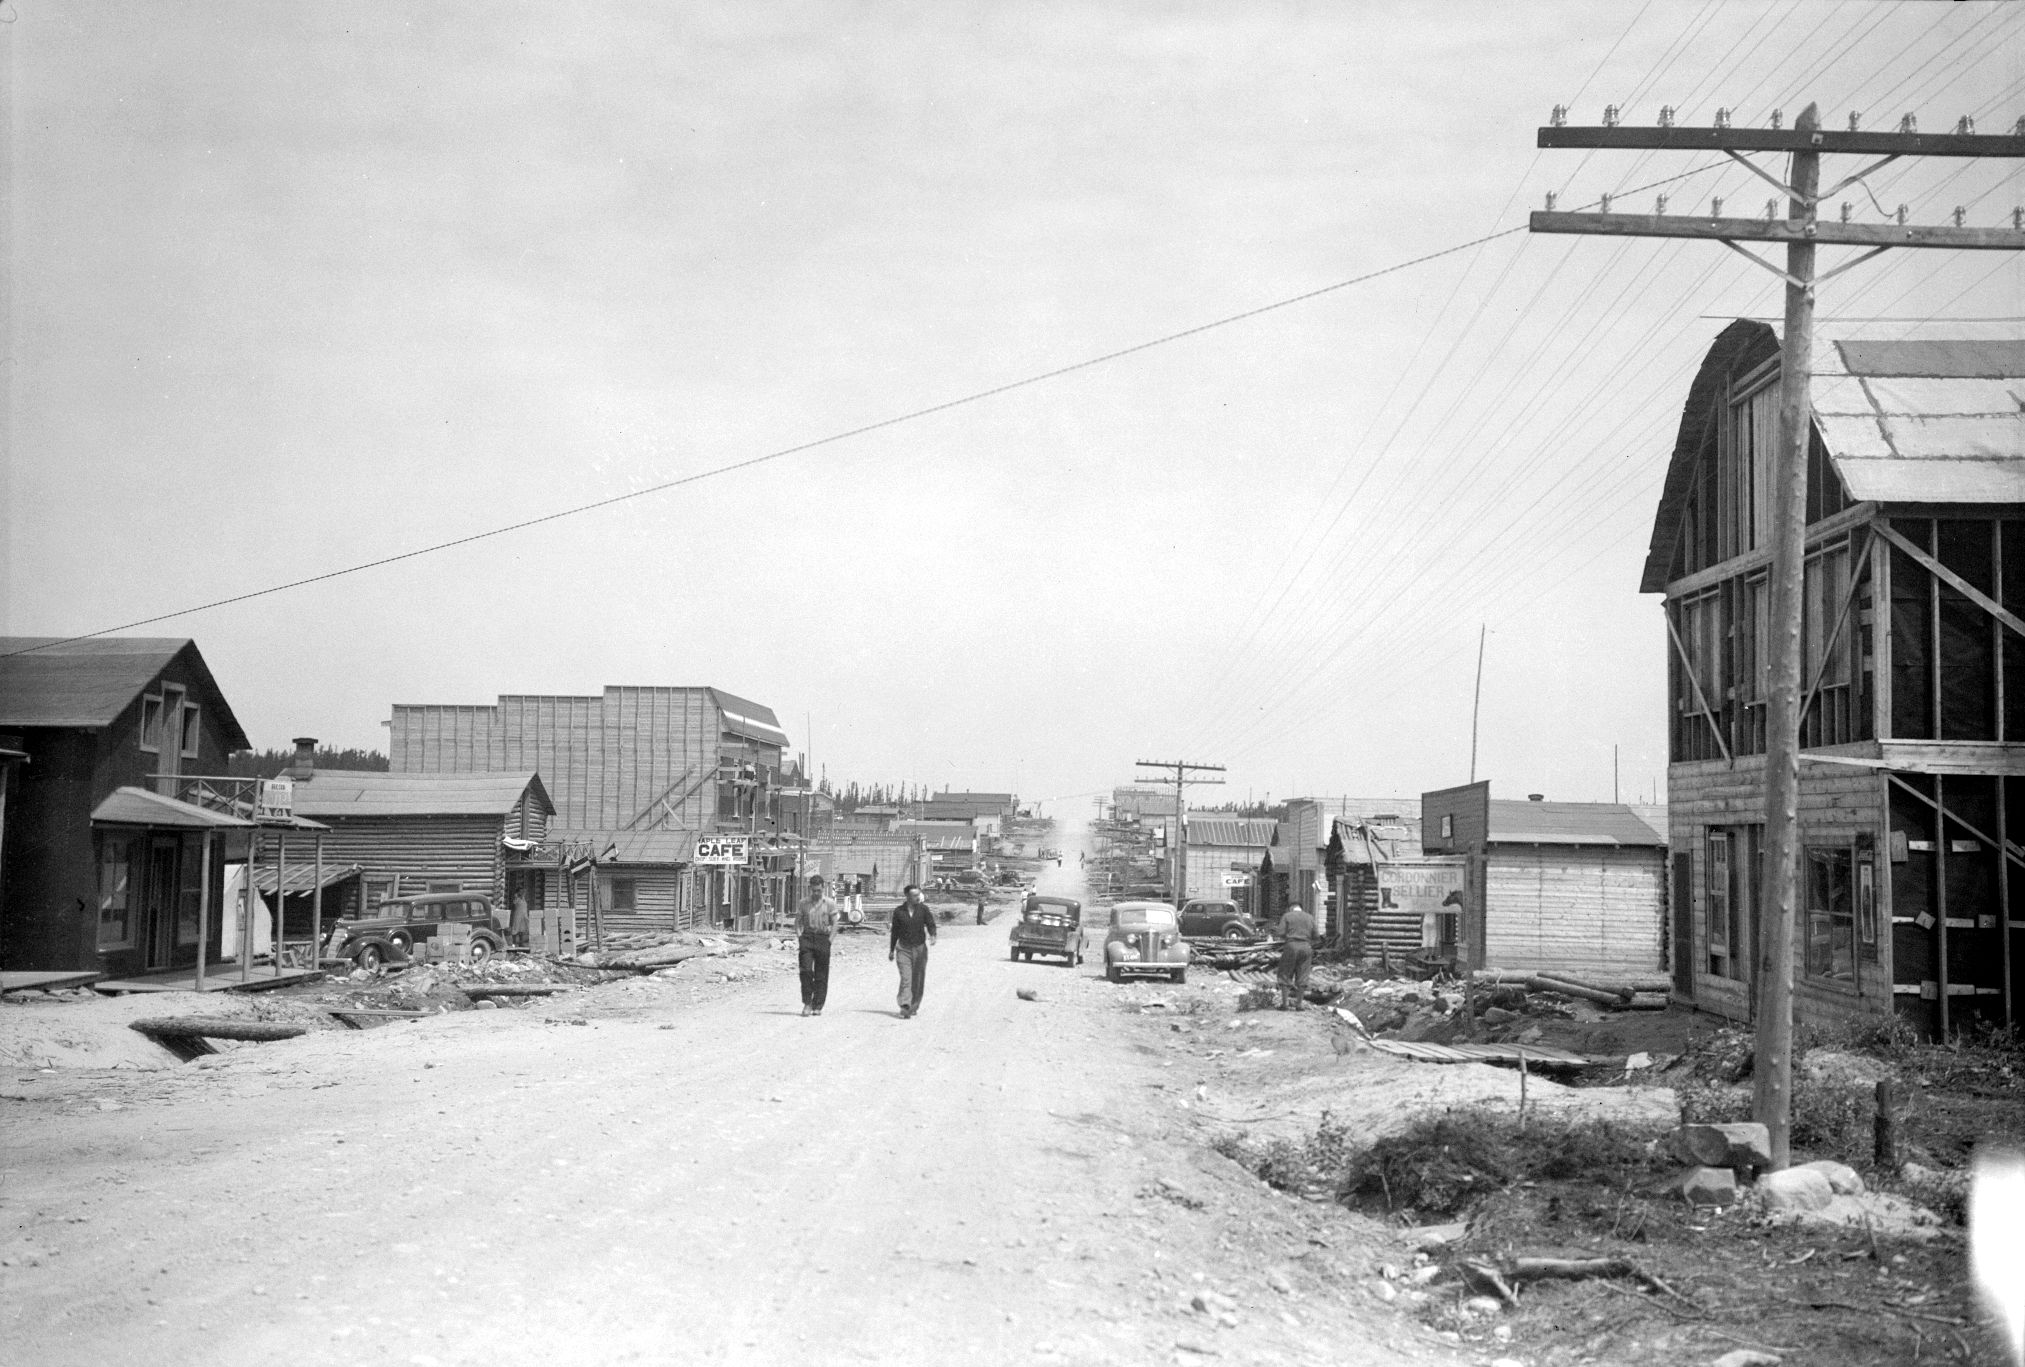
[{"xmin": 1469, "ymin": 969, "xmax": 1670, "ymax": 1011}]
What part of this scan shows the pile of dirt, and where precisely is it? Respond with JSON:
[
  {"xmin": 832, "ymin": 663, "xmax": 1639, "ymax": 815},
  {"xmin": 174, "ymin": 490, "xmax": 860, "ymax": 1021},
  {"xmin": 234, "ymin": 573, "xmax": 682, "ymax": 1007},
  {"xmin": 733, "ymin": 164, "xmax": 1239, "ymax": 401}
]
[{"xmin": 0, "ymin": 990, "xmax": 287, "ymax": 1070}]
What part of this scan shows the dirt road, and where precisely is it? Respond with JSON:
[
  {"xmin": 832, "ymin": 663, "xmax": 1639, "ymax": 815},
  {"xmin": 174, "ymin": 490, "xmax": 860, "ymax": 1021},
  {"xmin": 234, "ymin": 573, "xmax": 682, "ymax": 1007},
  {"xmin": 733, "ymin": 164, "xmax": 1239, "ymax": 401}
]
[{"xmin": 3, "ymin": 874, "xmax": 1458, "ymax": 1367}]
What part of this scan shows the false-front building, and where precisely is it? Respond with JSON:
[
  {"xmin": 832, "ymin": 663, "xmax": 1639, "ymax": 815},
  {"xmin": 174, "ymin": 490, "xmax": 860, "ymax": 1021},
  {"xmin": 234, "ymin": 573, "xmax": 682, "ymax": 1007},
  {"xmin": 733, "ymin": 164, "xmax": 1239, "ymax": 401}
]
[{"xmin": 1649, "ymin": 321, "xmax": 2025, "ymax": 1035}]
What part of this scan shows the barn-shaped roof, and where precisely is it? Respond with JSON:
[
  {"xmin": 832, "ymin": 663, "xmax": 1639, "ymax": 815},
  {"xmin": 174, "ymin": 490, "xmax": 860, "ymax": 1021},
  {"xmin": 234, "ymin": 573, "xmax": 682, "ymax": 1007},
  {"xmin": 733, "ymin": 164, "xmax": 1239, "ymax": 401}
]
[
  {"xmin": 0, "ymin": 637, "xmax": 252, "ymax": 749},
  {"xmin": 1641, "ymin": 321, "xmax": 2025, "ymax": 592},
  {"xmin": 292, "ymin": 770, "xmax": 552, "ymax": 819}
]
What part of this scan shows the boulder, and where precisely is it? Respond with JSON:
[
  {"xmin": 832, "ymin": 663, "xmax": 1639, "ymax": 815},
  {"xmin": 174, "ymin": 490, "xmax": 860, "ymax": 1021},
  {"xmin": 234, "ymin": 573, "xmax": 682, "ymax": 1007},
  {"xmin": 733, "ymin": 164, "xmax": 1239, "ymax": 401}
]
[
  {"xmin": 1669, "ymin": 1122, "xmax": 1773, "ymax": 1172},
  {"xmin": 1674, "ymin": 1165, "xmax": 1739, "ymax": 1207},
  {"xmin": 1711, "ymin": 1352, "xmax": 1782, "ymax": 1367},
  {"xmin": 1796, "ymin": 1159, "xmax": 1865, "ymax": 1195},
  {"xmin": 1757, "ymin": 1166, "xmax": 1835, "ymax": 1213}
]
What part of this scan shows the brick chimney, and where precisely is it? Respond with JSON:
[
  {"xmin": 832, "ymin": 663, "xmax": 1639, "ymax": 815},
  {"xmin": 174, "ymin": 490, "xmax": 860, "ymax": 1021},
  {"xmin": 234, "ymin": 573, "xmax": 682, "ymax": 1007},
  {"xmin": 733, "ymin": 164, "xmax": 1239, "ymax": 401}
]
[{"xmin": 290, "ymin": 737, "xmax": 318, "ymax": 781}]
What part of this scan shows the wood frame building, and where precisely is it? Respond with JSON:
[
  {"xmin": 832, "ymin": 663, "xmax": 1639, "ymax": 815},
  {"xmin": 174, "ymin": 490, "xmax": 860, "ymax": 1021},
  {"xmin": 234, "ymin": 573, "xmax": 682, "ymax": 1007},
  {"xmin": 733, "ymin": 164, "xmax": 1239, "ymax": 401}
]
[
  {"xmin": 1648, "ymin": 323, "xmax": 2025, "ymax": 1034},
  {"xmin": 0, "ymin": 638, "xmax": 268, "ymax": 977},
  {"xmin": 1422, "ymin": 783, "xmax": 1668, "ymax": 980}
]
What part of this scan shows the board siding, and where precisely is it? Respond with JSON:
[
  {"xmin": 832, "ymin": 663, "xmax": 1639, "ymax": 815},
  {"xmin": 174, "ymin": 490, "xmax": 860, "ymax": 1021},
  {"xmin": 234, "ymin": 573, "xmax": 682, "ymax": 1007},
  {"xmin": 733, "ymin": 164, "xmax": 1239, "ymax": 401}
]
[{"xmin": 1480, "ymin": 847, "xmax": 1666, "ymax": 980}]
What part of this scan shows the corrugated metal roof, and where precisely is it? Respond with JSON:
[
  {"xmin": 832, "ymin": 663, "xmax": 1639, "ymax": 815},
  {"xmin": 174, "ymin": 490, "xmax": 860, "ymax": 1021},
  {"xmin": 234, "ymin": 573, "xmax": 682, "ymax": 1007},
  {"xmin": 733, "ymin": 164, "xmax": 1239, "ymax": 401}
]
[
  {"xmin": 1485, "ymin": 800, "xmax": 1666, "ymax": 847},
  {"xmin": 1643, "ymin": 323, "xmax": 2025, "ymax": 593},
  {"xmin": 709, "ymin": 688, "xmax": 789, "ymax": 748},
  {"xmin": 91, "ymin": 785, "xmax": 256, "ymax": 829},
  {"xmin": 292, "ymin": 770, "xmax": 551, "ymax": 818},
  {"xmin": 1183, "ymin": 816, "xmax": 1280, "ymax": 848},
  {"xmin": 252, "ymin": 862, "xmax": 364, "ymax": 895},
  {"xmin": 0, "ymin": 637, "xmax": 251, "ymax": 749},
  {"xmin": 549, "ymin": 828, "xmax": 698, "ymax": 865}
]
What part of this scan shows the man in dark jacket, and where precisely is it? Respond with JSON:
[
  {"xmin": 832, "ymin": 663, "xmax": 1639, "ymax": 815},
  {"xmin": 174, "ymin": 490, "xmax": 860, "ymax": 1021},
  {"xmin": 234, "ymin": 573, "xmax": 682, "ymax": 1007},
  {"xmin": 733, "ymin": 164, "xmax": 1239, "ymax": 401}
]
[{"xmin": 888, "ymin": 884, "xmax": 938, "ymax": 1018}]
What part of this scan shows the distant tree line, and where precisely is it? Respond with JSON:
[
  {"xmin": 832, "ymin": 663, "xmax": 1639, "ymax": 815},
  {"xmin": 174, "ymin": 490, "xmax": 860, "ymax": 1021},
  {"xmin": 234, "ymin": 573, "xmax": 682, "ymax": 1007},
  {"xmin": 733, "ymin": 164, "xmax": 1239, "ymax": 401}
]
[{"xmin": 228, "ymin": 746, "xmax": 390, "ymax": 778}]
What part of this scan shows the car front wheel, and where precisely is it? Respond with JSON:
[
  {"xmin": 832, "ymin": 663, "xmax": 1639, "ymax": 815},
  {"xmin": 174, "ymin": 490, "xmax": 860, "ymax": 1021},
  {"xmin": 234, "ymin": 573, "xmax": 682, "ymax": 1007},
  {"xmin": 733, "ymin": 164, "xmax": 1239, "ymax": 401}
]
[
  {"xmin": 354, "ymin": 944, "xmax": 383, "ymax": 971},
  {"xmin": 468, "ymin": 937, "xmax": 496, "ymax": 965}
]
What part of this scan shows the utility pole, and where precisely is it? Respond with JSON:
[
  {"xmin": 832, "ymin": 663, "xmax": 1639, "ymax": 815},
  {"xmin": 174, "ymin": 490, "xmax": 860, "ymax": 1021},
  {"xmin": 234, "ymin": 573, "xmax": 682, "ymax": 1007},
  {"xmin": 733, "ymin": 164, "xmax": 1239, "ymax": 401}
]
[
  {"xmin": 1468, "ymin": 624, "xmax": 1487, "ymax": 784},
  {"xmin": 1135, "ymin": 760, "xmax": 1226, "ymax": 905},
  {"xmin": 1534, "ymin": 102, "xmax": 2025, "ymax": 1168}
]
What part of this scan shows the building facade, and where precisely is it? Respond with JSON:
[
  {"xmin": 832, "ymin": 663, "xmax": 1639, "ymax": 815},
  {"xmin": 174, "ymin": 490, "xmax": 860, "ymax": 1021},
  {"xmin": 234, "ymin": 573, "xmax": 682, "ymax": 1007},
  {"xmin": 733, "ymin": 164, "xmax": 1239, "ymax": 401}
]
[{"xmin": 1649, "ymin": 323, "xmax": 2025, "ymax": 1034}]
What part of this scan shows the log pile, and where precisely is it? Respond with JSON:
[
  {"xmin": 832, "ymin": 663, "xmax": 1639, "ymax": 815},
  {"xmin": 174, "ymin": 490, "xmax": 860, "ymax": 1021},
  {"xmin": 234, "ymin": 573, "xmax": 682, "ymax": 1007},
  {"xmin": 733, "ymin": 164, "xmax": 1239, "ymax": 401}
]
[{"xmin": 1469, "ymin": 969, "xmax": 1671, "ymax": 1011}]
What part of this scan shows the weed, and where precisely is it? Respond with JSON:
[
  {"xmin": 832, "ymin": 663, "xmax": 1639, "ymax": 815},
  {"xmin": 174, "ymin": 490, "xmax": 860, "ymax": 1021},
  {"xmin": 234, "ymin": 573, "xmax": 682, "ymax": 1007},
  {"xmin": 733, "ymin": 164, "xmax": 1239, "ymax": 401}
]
[
  {"xmin": 1336, "ymin": 1107, "xmax": 1665, "ymax": 1218},
  {"xmin": 1235, "ymin": 985, "xmax": 1280, "ymax": 1013}
]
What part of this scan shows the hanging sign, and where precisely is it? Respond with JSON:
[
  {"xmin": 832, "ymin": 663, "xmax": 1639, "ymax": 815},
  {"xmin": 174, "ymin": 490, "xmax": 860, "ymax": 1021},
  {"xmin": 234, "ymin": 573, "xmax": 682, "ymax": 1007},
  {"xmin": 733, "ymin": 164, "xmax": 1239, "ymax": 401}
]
[
  {"xmin": 693, "ymin": 836, "xmax": 752, "ymax": 866},
  {"xmin": 1221, "ymin": 873, "xmax": 1252, "ymax": 887}
]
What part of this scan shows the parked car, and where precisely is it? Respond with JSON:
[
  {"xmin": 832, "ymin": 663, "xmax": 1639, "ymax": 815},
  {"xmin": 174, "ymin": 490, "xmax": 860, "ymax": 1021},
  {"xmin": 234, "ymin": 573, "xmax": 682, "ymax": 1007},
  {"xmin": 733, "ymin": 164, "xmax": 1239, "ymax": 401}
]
[
  {"xmin": 1009, "ymin": 894, "xmax": 1084, "ymax": 966},
  {"xmin": 1102, "ymin": 901, "xmax": 1190, "ymax": 984},
  {"xmin": 327, "ymin": 892, "xmax": 507, "ymax": 970},
  {"xmin": 1178, "ymin": 898, "xmax": 1258, "ymax": 940}
]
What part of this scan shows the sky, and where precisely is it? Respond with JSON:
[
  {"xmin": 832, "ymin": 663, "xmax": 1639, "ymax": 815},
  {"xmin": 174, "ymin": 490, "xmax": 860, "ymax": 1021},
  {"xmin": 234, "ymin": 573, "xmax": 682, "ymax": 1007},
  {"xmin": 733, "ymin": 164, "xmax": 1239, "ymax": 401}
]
[{"xmin": 5, "ymin": 2, "xmax": 2022, "ymax": 814}]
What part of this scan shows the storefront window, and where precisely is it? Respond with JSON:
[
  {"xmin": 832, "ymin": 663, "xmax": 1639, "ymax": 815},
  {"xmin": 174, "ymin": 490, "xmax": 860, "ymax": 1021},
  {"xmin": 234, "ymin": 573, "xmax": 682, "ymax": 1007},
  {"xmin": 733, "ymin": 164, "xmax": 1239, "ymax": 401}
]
[
  {"xmin": 97, "ymin": 838, "xmax": 134, "ymax": 948},
  {"xmin": 1805, "ymin": 846, "xmax": 1855, "ymax": 984}
]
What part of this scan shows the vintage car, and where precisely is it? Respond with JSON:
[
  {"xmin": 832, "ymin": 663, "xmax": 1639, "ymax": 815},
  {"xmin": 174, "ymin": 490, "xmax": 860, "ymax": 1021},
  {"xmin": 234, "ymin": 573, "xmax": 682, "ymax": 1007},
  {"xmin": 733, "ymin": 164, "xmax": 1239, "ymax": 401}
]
[
  {"xmin": 1009, "ymin": 894, "xmax": 1084, "ymax": 966},
  {"xmin": 1102, "ymin": 900, "xmax": 1190, "ymax": 984},
  {"xmin": 1178, "ymin": 898, "xmax": 1258, "ymax": 940},
  {"xmin": 327, "ymin": 891, "xmax": 508, "ymax": 970}
]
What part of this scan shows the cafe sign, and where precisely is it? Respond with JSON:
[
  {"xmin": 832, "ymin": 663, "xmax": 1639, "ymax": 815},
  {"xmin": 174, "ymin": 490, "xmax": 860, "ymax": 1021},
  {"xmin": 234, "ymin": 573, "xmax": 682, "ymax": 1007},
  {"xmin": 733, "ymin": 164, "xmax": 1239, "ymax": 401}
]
[{"xmin": 693, "ymin": 836, "xmax": 752, "ymax": 866}]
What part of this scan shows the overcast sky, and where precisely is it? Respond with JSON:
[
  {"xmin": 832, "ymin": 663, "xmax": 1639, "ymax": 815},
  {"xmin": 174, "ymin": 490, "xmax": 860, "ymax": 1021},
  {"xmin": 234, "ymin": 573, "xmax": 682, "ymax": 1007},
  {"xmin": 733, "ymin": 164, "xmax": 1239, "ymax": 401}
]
[{"xmin": 5, "ymin": 2, "xmax": 2021, "ymax": 812}]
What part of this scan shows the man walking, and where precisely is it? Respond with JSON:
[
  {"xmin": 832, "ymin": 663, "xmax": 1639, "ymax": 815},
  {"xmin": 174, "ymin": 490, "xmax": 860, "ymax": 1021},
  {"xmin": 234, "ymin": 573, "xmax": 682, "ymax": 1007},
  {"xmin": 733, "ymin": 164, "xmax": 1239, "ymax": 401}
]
[
  {"xmin": 796, "ymin": 875, "xmax": 838, "ymax": 1016},
  {"xmin": 1277, "ymin": 902, "xmax": 1316, "ymax": 1009},
  {"xmin": 888, "ymin": 883, "xmax": 938, "ymax": 1019}
]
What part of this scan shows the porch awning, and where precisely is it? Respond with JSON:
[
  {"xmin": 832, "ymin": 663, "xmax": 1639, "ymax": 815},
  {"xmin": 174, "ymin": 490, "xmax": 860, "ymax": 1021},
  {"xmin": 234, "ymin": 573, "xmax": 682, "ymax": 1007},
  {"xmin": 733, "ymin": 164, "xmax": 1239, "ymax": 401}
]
[
  {"xmin": 252, "ymin": 862, "xmax": 365, "ymax": 896},
  {"xmin": 91, "ymin": 786, "xmax": 256, "ymax": 830}
]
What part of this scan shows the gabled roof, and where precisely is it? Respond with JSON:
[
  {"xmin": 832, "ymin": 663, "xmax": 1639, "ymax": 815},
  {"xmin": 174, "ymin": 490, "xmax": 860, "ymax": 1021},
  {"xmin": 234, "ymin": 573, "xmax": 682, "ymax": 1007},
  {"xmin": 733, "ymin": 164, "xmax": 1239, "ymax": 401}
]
[
  {"xmin": 1642, "ymin": 322, "xmax": 2025, "ymax": 592},
  {"xmin": 292, "ymin": 770, "xmax": 552, "ymax": 819},
  {"xmin": 1183, "ymin": 816, "xmax": 1280, "ymax": 848},
  {"xmin": 0, "ymin": 637, "xmax": 252, "ymax": 749},
  {"xmin": 1485, "ymin": 800, "xmax": 1665, "ymax": 848}
]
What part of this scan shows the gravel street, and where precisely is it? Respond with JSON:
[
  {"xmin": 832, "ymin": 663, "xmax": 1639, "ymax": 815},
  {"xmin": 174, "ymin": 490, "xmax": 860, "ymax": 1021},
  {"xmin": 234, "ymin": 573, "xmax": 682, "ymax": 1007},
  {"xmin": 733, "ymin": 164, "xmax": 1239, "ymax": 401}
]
[{"xmin": 1, "ymin": 874, "xmax": 1453, "ymax": 1367}]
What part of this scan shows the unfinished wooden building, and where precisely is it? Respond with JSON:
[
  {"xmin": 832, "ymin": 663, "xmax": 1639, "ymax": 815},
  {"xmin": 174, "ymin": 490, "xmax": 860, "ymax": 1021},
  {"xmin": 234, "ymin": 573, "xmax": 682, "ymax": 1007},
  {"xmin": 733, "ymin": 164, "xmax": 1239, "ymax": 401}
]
[{"xmin": 1649, "ymin": 321, "xmax": 2025, "ymax": 1035}]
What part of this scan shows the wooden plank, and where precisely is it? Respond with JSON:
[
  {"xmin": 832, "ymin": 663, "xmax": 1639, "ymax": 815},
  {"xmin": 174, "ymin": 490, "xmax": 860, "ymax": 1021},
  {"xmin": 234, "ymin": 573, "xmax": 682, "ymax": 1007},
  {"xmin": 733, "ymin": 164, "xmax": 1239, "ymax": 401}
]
[
  {"xmin": 0, "ymin": 970, "xmax": 103, "ymax": 994},
  {"xmin": 1875, "ymin": 521, "xmax": 2025, "ymax": 641},
  {"xmin": 1532, "ymin": 212, "xmax": 2025, "ymax": 250},
  {"xmin": 1537, "ymin": 124, "xmax": 2025, "ymax": 158}
]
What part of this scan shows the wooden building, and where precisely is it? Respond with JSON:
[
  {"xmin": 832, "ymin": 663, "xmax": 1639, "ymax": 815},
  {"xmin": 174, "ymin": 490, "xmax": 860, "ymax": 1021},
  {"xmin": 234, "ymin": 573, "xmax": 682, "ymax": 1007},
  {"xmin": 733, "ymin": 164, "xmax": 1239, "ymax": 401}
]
[
  {"xmin": 1422, "ymin": 783, "xmax": 1668, "ymax": 981},
  {"xmin": 807, "ymin": 830, "xmax": 926, "ymax": 899},
  {"xmin": 0, "ymin": 638, "xmax": 257, "ymax": 976},
  {"xmin": 286, "ymin": 749, "xmax": 554, "ymax": 912},
  {"xmin": 1180, "ymin": 815, "xmax": 1282, "ymax": 916},
  {"xmin": 1649, "ymin": 323, "xmax": 2025, "ymax": 1035},
  {"xmin": 389, "ymin": 685, "xmax": 790, "ymax": 932}
]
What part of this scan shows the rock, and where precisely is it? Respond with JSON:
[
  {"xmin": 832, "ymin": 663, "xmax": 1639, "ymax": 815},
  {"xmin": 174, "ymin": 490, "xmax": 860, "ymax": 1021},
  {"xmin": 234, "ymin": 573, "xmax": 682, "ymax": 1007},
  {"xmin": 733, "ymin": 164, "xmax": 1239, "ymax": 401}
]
[
  {"xmin": 1016, "ymin": 988, "xmax": 1038, "ymax": 1002},
  {"xmin": 1406, "ymin": 1221, "xmax": 1468, "ymax": 1248},
  {"xmin": 1670, "ymin": 1122, "xmax": 1772, "ymax": 1171},
  {"xmin": 1796, "ymin": 1159, "xmax": 1864, "ymax": 1195},
  {"xmin": 1189, "ymin": 1290, "xmax": 1235, "ymax": 1317},
  {"xmin": 1711, "ymin": 1351, "xmax": 1782, "ymax": 1367},
  {"xmin": 1408, "ymin": 1264, "xmax": 1443, "ymax": 1286},
  {"xmin": 1674, "ymin": 1165, "xmax": 1738, "ymax": 1207},
  {"xmin": 1173, "ymin": 1331, "xmax": 1218, "ymax": 1355},
  {"xmin": 1757, "ymin": 1167, "xmax": 1834, "ymax": 1214},
  {"xmin": 1264, "ymin": 1268, "xmax": 1293, "ymax": 1295},
  {"xmin": 1491, "ymin": 1359, "xmax": 1525, "ymax": 1367},
  {"xmin": 1462, "ymin": 1295, "xmax": 1504, "ymax": 1318},
  {"xmin": 472, "ymin": 1000, "xmax": 499, "ymax": 1011},
  {"xmin": 1800, "ymin": 1050, "xmax": 1893, "ymax": 1089},
  {"xmin": 1373, "ymin": 1280, "xmax": 1397, "ymax": 1303},
  {"xmin": 1481, "ymin": 1007, "xmax": 1521, "ymax": 1027}
]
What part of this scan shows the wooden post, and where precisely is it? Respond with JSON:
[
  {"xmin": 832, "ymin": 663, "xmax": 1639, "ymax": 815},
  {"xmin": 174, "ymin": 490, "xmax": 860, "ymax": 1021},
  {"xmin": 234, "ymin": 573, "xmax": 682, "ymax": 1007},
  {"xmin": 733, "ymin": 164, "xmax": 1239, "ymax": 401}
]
[
  {"xmin": 274, "ymin": 830, "xmax": 287, "ymax": 978},
  {"xmin": 311, "ymin": 834, "xmax": 324, "ymax": 974},
  {"xmin": 1874, "ymin": 1077, "xmax": 1899, "ymax": 1168},
  {"xmin": 1751, "ymin": 103, "xmax": 1822, "ymax": 1172},
  {"xmin": 242, "ymin": 832, "xmax": 257, "ymax": 984},
  {"xmin": 194, "ymin": 830, "xmax": 212, "ymax": 991}
]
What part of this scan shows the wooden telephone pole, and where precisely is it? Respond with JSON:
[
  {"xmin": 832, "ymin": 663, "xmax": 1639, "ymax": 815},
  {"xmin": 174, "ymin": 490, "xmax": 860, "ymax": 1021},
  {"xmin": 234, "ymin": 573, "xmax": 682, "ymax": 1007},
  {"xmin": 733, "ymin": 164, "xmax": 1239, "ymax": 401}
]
[
  {"xmin": 1135, "ymin": 760, "xmax": 1226, "ymax": 905},
  {"xmin": 1533, "ymin": 103, "xmax": 2024, "ymax": 1167}
]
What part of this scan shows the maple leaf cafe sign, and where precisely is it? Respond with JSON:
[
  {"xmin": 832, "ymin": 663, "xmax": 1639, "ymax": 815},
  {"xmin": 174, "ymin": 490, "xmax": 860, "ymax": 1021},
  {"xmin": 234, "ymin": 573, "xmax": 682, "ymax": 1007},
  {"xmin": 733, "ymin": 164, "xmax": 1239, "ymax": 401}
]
[{"xmin": 693, "ymin": 836, "xmax": 753, "ymax": 866}]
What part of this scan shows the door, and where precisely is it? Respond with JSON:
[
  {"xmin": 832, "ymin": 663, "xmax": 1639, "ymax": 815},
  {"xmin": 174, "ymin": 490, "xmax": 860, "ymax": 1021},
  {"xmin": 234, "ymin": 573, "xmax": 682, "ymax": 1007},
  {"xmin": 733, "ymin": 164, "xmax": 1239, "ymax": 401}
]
[{"xmin": 144, "ymin": 838, "xmax": 180, "ymax": 970}]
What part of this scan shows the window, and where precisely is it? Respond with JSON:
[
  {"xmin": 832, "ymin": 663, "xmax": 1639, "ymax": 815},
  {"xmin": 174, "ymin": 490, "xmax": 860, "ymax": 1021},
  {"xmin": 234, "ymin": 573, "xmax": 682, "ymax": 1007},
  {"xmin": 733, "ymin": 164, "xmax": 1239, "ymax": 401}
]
[
  {"xmin": 97, "ymin": 838, "xmax": 135, "ymax": 949},
  {"xmin": 609, "ymin": 877, "xmax": 638, "ymax": 912},
  {"xmin": 1804, "ymin": 846, "xmax": 1856, "ymax": 985},
  {"xmin": 180, "ymin": 704, "xmax": 202, "ymax": 758},
  {"xmin": 176, "ymin": 839, "xmax": 204, "ymax": 946},
  {"xmin": 1705, "ymin": 832, "xmax": 1731, "ymax": 975},
  {"xmin": 140, "ymin": 696, "xmax": 164, "ymax": 752},
  {"xmin": 1440, "ymin": 814, "xmax": 1454, "ymax": 840}
]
